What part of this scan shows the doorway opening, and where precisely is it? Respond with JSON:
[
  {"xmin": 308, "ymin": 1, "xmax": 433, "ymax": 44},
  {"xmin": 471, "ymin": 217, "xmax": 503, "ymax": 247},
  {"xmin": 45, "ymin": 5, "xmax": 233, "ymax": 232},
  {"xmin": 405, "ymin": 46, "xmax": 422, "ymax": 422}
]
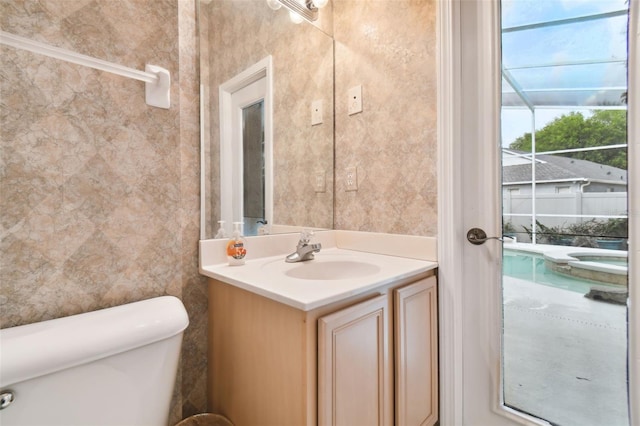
[
  {"xmin": 219, "ymin": 56, "xmax": 274, "ymax": 237},
  {"xmin": 500, "ymin": 1, "xmax": 630, "ymax": 424}
]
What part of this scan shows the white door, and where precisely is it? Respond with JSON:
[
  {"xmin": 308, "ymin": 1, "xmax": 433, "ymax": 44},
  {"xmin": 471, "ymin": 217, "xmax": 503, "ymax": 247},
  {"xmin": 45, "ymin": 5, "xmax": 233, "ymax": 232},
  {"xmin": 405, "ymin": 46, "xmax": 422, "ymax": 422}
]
[
  {"xmin": 219, "ymin": 57, "xmax": 274, "ymax": 236},
  {"xmin": 437, "ymin": 0, "xmax": 638, "ymax": 425},
  {"xmin": 230, "ymin": 77, "xmax": 266, "ymax": 233}
]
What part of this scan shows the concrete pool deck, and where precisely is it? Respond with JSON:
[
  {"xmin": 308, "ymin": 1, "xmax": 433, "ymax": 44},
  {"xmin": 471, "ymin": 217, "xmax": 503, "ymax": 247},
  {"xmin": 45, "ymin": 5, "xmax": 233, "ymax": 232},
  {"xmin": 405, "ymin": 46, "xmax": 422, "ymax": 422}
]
[{"xmin": 503, "ymin": 276, "xmax": 629, "ymax": 426}]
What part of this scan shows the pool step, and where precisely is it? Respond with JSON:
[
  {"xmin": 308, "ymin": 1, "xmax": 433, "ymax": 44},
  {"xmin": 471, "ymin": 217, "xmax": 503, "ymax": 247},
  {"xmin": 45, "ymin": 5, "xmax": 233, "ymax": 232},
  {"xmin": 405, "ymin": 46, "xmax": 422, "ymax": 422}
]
[{"xmin": 585, "ymin": 286, "xmax": 628, "ymax": 305}]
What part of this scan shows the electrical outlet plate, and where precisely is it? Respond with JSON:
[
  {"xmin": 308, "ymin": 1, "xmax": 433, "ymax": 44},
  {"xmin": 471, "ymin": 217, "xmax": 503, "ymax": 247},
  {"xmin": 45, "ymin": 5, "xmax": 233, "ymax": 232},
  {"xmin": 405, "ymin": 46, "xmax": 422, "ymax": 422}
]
[
  {"xmin": 311, "ymin": 99, "xmax": 323, "ymax": 125},
  {"xmin": 346, "ymin": 166, "xmax": 357, "ymax": 191},
  {"xmin": 314, "ymin": 171, "xmax": 326, "ymax": 192},
  {"xmin": 348, "ymin": 85, "xmax": 362, "ymax": 115}
]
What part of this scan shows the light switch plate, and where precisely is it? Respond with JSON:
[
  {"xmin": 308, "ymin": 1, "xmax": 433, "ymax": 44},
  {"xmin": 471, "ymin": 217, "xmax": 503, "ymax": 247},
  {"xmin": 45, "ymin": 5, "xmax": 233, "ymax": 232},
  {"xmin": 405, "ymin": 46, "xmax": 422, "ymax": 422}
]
[
  {"xmin": 314, "ymin": 171, "xmax": 326, "ymax": 192},
  {"xmin": 311, "ymin": 99, "xmax": 323, "ymax": 125},
  {"xmin": 346, "ymin": 166, "xmax": 357, "ymax": 191},
  {"xmin": 348, "ymin": 85, "xmax": 363, "ymax": 115}
]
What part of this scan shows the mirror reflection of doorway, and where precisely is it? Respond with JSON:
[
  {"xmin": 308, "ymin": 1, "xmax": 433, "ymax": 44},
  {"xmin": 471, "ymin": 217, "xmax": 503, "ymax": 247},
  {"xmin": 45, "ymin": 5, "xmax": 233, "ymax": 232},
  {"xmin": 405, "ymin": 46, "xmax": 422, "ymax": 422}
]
[
  {"xmin": 219, "ymin": 56, "xmax": 273, "ymax": 237},
  {"xmin": 242, "ymin": 101, "xmax": 266, "ymax": 236}
]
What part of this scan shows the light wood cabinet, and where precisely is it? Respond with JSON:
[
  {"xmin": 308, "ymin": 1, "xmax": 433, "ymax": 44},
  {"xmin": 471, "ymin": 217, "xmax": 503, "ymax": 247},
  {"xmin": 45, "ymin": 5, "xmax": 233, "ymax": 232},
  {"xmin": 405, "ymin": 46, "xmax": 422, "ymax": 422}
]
[
  {"xmin": 394, "ymin": 278, "xmax": 438, "ymax": 426},
  {"xmin": 318, "ymin": 295, "xmax": 393, "ymax": 426},
  {"xmin": 207, "ymin": 271, "xmax": 437, "ymax": 426},
  {"xmin": 317, "ymin": 276, "xmax": 438, "ymax": 426}
]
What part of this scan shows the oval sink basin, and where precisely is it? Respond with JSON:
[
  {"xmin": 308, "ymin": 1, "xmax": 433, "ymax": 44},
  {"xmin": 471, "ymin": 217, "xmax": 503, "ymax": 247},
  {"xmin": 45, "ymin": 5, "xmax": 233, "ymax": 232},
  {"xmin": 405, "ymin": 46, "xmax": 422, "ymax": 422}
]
[{"xmin": 284, "ymin": 260, "xmax": 381, "ymax": 280}]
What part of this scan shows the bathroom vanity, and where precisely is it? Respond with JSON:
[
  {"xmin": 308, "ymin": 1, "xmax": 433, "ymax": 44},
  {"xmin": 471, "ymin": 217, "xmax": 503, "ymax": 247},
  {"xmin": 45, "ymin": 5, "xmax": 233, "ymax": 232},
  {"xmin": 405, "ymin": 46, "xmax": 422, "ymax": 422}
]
[{"xmin": 200, "ymin": 231, "xmax": 438, "ymax": 426}]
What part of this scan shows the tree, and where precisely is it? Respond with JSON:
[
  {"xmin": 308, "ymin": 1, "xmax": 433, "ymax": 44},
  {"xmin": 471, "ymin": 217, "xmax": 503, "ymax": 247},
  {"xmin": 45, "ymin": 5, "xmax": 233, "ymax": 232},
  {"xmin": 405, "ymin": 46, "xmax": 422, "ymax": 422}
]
[{"xmin": 509, "ymin": 110, "xmax": 627, "ymax": 169}]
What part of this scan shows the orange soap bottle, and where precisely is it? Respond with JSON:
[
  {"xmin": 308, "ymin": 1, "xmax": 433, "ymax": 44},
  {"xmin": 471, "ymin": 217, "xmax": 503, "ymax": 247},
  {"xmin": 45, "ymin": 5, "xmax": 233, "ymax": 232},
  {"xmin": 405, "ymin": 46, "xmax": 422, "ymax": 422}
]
[{"xmin": 226, "ymin": 222, "xmax": 247, "ymax": 266}]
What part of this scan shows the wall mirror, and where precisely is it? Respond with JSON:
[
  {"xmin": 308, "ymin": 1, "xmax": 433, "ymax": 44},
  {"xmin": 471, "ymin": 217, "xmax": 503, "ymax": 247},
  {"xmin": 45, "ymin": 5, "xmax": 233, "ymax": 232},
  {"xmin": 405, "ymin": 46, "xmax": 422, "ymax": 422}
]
[{"xmin": 199, "ymin": 0, "xmax": 335, "ymax": 238}]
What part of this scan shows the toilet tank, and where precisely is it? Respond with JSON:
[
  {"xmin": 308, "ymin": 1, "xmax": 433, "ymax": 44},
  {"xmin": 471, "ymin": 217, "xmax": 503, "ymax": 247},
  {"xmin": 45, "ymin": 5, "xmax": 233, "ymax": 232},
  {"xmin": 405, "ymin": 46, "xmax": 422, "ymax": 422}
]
[{"xmin": 0, "ymin": 296, "xmax": 189, "ymax": 426}]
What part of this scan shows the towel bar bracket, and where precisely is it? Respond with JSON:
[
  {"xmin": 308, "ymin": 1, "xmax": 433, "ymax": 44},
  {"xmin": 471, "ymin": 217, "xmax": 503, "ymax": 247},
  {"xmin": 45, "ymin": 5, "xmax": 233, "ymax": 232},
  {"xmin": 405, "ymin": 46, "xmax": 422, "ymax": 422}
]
[
  {"xmin": 145, "ymin": 64, "xmax": 171, "ymax": 109},
  {"xmin": 0, "ymin": 30, "xmax": 170, "ymax": 110}
]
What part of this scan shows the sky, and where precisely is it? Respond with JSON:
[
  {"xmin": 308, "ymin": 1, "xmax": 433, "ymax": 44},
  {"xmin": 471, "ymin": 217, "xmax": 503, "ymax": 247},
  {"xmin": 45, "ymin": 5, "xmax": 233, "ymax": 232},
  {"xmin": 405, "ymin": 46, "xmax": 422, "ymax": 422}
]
[
  {"xmin": 500, "ymin": 0, "xmax": 629, "ymax": 147},
  {"xmin": 501, "ymin": 108, "xmax": 596, "ymax": 147}
]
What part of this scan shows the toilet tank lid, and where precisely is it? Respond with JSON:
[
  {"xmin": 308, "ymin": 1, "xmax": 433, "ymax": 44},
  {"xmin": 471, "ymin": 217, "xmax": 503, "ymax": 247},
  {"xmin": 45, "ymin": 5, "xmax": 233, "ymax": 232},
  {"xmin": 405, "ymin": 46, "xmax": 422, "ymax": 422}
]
[{"xmin": 0, "ymin": 296, "xmax": 189, "ymax": 387}]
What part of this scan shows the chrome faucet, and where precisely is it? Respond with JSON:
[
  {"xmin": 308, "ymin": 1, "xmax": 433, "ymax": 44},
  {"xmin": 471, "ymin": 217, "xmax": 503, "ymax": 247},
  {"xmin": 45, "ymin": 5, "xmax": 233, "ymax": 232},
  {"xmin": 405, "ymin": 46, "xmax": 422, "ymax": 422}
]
[{"xmin": 285, "ymin": 230, "xmax": 322, "ymax": 263}]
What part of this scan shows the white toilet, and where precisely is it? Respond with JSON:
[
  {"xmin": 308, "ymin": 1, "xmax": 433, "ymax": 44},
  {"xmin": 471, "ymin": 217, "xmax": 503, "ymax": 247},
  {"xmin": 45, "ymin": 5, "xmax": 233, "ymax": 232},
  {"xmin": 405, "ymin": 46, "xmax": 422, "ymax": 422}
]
[{"xmin": 0, "ymin": 296, "xmax": 189, "ymax": 426}]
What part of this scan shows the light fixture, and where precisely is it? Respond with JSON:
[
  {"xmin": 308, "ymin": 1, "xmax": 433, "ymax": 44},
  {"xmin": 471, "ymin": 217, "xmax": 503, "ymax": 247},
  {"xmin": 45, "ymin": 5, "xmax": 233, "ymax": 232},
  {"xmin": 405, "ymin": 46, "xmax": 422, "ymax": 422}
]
[
  {"xmin": 310, "ymin": 0, "xmax": 328, "ymax": 8},
  {"xmin": 289, "ymin": 9, "xmax": 304, "ymax": 24},
  {"xmin": 265, "ymin": 0, "xmax": 321, "ymax": 23},
  {"xmin": 266, "ymin": 0, "xmax": 281, "ymax": 10},
  {"xmin": 289, "ymin": 0, "xmax": 308, "ymax": 23}
]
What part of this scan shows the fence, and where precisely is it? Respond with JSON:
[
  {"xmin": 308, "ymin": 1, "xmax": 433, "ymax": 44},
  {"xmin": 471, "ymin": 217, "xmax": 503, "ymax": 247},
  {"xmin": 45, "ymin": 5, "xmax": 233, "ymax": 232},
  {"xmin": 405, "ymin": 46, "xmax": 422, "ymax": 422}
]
[{"xmin": 503, "ymin": 192, "xmax": 628, "ymax": 242}]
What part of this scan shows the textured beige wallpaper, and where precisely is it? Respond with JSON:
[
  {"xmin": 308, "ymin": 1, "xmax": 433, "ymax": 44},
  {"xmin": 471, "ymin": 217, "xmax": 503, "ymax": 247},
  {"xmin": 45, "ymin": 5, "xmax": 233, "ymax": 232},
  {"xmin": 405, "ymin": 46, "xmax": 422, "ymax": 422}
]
[
  {"xmin": 202, "ymin": 0, "xmax": 334, "ymax": 236},
  {"xmin": 334, "ymin": 0, "xmax": 438, "ymax": 236},
  {"xmin": 0, "ymin": 0, "xmax": 206, "ymax": 421},
  {"xmin": 178, "ymin": 0, "xmax": 209, "ymax": 418}
]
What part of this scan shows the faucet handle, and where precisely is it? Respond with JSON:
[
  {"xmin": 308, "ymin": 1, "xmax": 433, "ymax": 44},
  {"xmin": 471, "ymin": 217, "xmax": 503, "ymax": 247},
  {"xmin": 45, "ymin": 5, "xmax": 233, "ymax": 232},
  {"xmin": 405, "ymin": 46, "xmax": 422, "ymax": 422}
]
[{"xmin": 299, "ymin": 229, "xmax": 314, "ymax": 245}]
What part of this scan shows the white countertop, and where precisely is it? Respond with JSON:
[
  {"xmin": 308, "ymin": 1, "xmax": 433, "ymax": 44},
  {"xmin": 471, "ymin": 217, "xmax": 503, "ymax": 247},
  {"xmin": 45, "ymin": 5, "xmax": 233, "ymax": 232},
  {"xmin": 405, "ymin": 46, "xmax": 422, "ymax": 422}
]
[{"xmin": 200, "ymin": 231, "xmax": 438, "ymax": 311}]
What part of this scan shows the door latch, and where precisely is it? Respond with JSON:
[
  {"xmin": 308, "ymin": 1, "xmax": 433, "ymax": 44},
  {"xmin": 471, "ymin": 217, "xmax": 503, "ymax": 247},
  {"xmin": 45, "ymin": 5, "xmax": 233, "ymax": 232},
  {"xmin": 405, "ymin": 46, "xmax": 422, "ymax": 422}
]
[{"xmin": 466, "ymin": 228, "xmax": 504, "ymax": 245}]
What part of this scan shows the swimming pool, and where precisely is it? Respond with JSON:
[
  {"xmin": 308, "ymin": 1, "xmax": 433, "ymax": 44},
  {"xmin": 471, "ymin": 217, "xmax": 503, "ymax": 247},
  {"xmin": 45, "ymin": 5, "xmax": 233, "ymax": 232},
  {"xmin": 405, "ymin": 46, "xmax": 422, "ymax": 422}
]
[
  {"xmin": 502, "ymin": 251, "xmax": 621, "ymax": 294},
  {"xmin": 574, "ymin": 257, "xmax": 628, "ymax": 267}
]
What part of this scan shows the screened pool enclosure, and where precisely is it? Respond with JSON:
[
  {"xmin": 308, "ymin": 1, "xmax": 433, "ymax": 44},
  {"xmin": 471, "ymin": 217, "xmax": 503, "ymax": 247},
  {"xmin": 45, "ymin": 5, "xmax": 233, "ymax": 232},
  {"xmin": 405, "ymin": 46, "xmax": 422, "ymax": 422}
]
[
  {"xmin": 500, "ymin": 1, "xmax": 630, "ymax": 425},
  {"xmin": 501, "ymin": 1, "xmax": 628, "ymax": 246}
]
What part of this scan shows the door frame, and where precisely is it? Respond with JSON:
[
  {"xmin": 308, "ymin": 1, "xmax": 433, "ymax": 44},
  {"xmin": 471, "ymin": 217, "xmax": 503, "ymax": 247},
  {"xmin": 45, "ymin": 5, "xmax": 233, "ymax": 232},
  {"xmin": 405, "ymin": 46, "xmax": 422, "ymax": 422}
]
[
  {"xmin": 437, "ymin": 0, "xmax": 639, "ymax": 424},
  {"xmin": 627, "ymin": 0, "xmax": 639, "ymax": 422},
  {"xmin": 436, "ymin": 0, "xmax": 464, "ymax": 423},
  {"xmin": 219, "ymin": 56, "xmax": 274, "ymax": 233}
]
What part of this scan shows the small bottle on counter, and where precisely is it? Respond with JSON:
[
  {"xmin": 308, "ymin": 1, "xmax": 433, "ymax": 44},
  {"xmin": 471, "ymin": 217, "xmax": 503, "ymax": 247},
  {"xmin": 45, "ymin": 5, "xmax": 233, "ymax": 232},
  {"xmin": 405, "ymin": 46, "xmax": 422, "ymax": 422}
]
[
  {"xmin": 226, "ymin": 222, "xmax": 247, "ymax": 266},
  {"xmin": 214, "ymin": 220, "xmax": 227, "ymax": 239}
]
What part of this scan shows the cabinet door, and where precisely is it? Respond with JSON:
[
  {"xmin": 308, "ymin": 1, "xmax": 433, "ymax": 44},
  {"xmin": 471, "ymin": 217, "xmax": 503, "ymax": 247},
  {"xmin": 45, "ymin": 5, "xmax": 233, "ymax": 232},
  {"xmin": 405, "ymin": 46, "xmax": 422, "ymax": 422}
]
[
  {"xmin": 318, "ymin": 294, "xmax": 392, "ymax": 426},
  {"xmin": 394, "ymin": 276, "xmax": 438, "ymax": 426}
]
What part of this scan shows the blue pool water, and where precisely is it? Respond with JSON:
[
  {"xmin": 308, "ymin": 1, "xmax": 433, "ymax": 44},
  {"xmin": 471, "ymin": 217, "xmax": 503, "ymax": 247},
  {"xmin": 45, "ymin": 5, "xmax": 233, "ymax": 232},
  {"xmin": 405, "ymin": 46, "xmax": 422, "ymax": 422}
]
[{"xmin": 502, "ymin": 251, "xmax": 620, "ymax": 294}]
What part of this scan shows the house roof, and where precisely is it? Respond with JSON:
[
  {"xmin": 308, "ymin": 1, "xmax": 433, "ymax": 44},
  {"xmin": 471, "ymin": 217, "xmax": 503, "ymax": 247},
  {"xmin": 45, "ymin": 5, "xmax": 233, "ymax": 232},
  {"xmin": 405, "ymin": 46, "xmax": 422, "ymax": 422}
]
[{"xmin": 503, "ymin": 150, "xmax": 628, "ymax": 185}]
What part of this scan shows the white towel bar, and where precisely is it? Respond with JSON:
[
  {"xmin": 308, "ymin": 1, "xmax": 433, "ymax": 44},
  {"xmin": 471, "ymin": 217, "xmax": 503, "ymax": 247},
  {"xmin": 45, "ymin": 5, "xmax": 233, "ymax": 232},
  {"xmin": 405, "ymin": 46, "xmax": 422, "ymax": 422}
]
[{"xmin": 0, "ymin": 30, "xmax": 170, "ymax": 109}]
